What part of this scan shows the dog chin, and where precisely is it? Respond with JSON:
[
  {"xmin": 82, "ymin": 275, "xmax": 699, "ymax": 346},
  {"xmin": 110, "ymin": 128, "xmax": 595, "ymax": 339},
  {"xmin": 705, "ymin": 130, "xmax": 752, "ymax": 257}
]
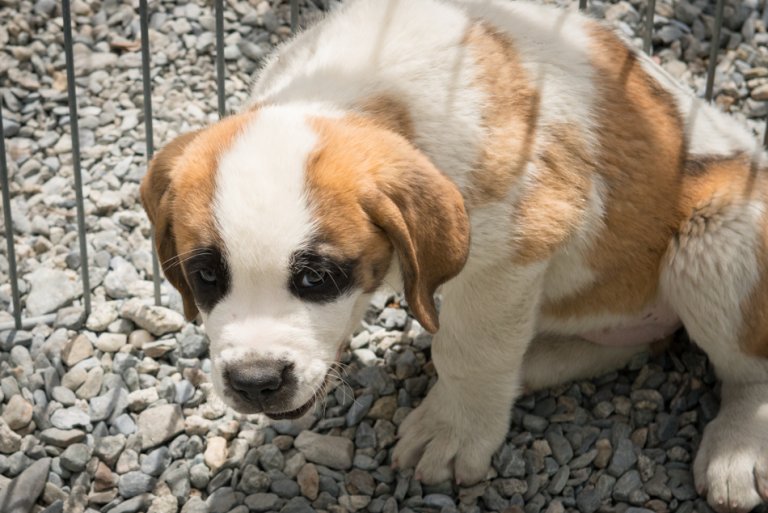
[{"xmin": 217, "ymin": 370, "xmax": 332, "ymax": 419}]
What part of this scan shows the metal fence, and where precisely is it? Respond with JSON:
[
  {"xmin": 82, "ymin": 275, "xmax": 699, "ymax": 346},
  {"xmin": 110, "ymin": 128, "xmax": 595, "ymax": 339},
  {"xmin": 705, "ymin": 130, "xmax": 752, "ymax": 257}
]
[{"xmin": 0, "ymin": 0, "xmax": 760, "ymax": 331}]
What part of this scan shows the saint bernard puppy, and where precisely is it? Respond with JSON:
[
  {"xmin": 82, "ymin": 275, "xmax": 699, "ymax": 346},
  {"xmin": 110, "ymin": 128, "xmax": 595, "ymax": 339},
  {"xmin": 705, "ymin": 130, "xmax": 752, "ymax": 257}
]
[{"xmin": 140, "ymin": 1, "xmax": 768, "ymax": 511}]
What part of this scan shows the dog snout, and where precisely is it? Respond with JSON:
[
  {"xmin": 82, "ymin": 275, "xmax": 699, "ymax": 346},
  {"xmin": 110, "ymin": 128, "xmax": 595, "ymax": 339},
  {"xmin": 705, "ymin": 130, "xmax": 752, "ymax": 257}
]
[{"xmin": 226, "ymin": 360, "xmax": 296, "ymax": 410}]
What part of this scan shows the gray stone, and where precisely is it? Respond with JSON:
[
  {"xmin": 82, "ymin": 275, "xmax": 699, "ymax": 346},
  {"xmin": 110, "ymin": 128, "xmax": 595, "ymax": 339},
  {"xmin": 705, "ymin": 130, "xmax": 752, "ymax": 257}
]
[
  {"xmin": 345, "ymin": 468, "xmax": 375, "ymax": 496},
  {"xmin": 271, "ymin": 478, "xmax": 300, "ymax": 498},
  {"xmin": 50, "ymin": 407, "xmax": 91, "ymax": 430},
  {"xmin": 104, "ymin": 258, "xmax": 140, "ymax": 298},
  {"xmin": 25, "ymin": 269, "xmax": 79, "ymax": 316},
  {"xmin": 0, "ymin": 457, "xmax": 50, "ymax": 513},
  {"xmin": 121, "ymin": 299, "xmax": 186, "ymax": 336},
  {"xmin": 60, "ymin": 443, "xmax": 91, "ymax": 472},
  {"xmin": 34, "ymin": 0, "xmax": 57, "ymax": 16},
  {"xmin": 239, "ymin": 40, "xmax": 267, "ymax": 61},
  {"xmin": 257, "ymin": 444, "xmax": 284, "ymax": 471},
  {"xmin": 94, "ymin": 434, "xmax": 126, "ymax": 466},
  {"xmin": 76, "ymin": 366, "xmax": 104, "ymax": 399},
  {"xmin": 54, "ymin": 306, "xmax": 86, "ymax": 330},
  {"xmin": 143, "ymin": 339, "xmax": 177, "ymax": 358},
  {"xmin": 423, "ymin": 494, "xmax": 455, "ymax": 509},
  {"xmin": 546, "ymin": 430, "xmax": 574, "ymax": 465},
  {"xmin": 238, "ymin": 465, "xmax": 272, "ymax": 494},
  {"xmin": 395, "ymin": 349, "xmax": 419, "ymax": 379},
  {"xmin": 179, "ymin": 334, "xmax": 207, "ymax": 358},
  {"xmin": 174, "ymin": 381, "xmax": 195, "ymax": 404},
  {"xmin": 346, "ymin": 393, "xmax": 374, "ymax": 426},
  {"xmin": 148, "ymin": 494, "xmax": 178, "ymax": 513},
  {"xmin": 522, "ymin": 414, "xmax": 549, "ymax": 433},
  {"xmin": 354, "ymin": 422, "xmax": 376, "ymax": 448},
  {"xmin": 90, "ymin": 387, "xmax": 129, "ymax": 423},
  {"xmin": 576, "ymin": 487, "xmax": 602, "ymax": 513},
  {"xmin": 494, "ymin": 445, "xmax": 526, "ymax": 478},
  {"xmin": 608, "ymin": 438, "xmax": 637, "ymax": 477},
  {"xmin": 137, "ymin": 404, "xmax": 185, "ymax": 450},
  {"xmin": 141, "ymin": 446, "xmax": 171, "ymax": 476},
  {"xmin": 181, "ymin": 496, "xmax": 207, "ymax": 513},
  {"xmin": 354, "ymin": 367, "xmax": 395, "ymax": 395},
  {"xmin": 614, "ymin": 470, "xmax": 643, "ymax": 502},
  {"xmin": 109, "ymin": 494, "xmax": 153, "ymax": 513},
  {"xmin": 338, "ymin": 495, "xmax": 371, "ymax": 512},
  {"xmin": 95, "ymin": 333, "xmax": 127, "ymax": 352},
  {"xmin": 39, "ymin": 428, "xmax": 86, "ymax": 447},
  {"xmin": 189, "ymin": 463, "xmax": 210, "ymax": 489},
  {"xmin": 113, "ymin": 414, "xmax": 136, "ymax": 435},
  {"xmin": 548, "ymin": 465, "xmax": 570, "ymax": 495},
  {"xmin": 51, "ymin": 386, "xmax": 76, "ymax": 406},
  {"xmin": 378, "ymin": 307, "xmax": 408, "ymax": 329},
  {"xmin": 127, "ymin": 387, "xmax": 159, "ymax": 410},
  {"xmin": 118, "ymin": 471, "xmax": 157, "ymax": 498},
  {"xmin": 3, "ymin": 395, "xmax": 33, "ymax": 430},
  {"xmin": 245, "ymin": 493, "xmax": 280, "ymax": 512},
  {"xmin": 294, "ymin": 431, "xmax": 353, "ymax": 470},
  {"xmin": 86, "ymin": 303, "xmax": 119, "ymax": 332},
  {"xmin": 206, "ymin": 487, "xmax": 238, "ymax": 513}
]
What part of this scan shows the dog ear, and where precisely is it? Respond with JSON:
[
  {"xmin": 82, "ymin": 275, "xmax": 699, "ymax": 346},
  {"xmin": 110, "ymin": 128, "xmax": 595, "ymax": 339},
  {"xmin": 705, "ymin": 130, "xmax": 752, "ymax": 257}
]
[
  {"xmin": 361, "ymin": 152, "xmax": 470, "ymax": 334},
  {"xmin": 140, "ymin": 131, "xmax": 201, "ymax": 321}
]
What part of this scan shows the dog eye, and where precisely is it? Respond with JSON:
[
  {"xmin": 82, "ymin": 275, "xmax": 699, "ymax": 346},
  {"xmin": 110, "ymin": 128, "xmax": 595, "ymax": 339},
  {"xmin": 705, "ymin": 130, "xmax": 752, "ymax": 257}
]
[
  {"xmin": 300, "ymin": 269, "xmax": 327, "ymax": 288},
  {"xmin": 198, "ymin": 268, "xmax": 217, "ymax": 283},
  {"xmin": 289, "ymin": 250, "xmax": 355, "ymax": 302}
]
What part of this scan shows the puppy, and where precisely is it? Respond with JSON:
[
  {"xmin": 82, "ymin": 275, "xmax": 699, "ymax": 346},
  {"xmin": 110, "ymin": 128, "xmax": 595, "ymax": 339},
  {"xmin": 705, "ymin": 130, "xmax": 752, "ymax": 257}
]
[{"xmin": 140, "ymin": 1, "xmax": 768, "ymax": 511}]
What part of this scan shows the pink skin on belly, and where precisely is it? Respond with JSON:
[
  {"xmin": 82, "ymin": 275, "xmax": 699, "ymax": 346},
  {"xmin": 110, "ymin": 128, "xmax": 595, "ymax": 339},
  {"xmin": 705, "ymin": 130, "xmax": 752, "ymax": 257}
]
[{"xmin": 581, "ymin": 304, "xmax": 682, "ymax": 346}]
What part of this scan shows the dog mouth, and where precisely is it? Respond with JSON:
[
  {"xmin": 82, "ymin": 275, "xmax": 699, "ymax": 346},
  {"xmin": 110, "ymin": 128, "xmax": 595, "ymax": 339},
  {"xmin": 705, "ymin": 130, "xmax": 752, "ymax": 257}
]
[
  {"xmin": 261, "ymin": 370, "xmax": 334, "ymax": 420},
  {"xmin": 263, "ymin": 395, "xmax": 318, "ymax": 420}
]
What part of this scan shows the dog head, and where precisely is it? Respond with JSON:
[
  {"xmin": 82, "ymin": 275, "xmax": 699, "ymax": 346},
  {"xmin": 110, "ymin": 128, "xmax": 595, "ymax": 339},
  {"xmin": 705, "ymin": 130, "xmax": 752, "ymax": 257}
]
[{"xmin": 140, "ymin": 104, "xmax": 469, "ymax": 418}]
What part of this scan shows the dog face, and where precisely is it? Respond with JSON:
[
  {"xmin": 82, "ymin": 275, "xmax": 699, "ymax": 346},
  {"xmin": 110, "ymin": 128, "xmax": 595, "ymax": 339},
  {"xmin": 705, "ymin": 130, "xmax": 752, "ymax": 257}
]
[{"xmin": 140, "ymin": 105, "xmax": 470, "ymax": 418}]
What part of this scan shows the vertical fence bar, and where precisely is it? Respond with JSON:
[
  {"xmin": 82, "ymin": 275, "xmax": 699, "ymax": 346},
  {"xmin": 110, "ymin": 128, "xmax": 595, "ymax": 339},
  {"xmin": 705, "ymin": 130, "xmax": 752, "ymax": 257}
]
[
  {"xmin": 0, "ymin": 105, "xmax": 22, "ymax": 330},
  {"xmin": 291, "ymin": 0, "xmax": 299, "ymax": 32},
  {"xmin": 215, "ymin": 0, "xmax": 226, "ymax": 119},
  {"xmin": 578, "ymin": 0, "xmax": 587, "ymax": 11},
  {"xmin": 705, "ymin": 0, "xmax": 725, "ymax": 102},
  {"xmin": 764, "ymin": 118, "xmax": 768, "ymax": 148},
  {"xmin": 139, "ymin": 0, "xmax": 162, "ymax": 307},
  {"xmin": 643, "ymin": 0, "xmax": 656, "ymax": 54},
  {"xmin": 62, "ymin": 0, "xmax": 91, "ymax": 316}
]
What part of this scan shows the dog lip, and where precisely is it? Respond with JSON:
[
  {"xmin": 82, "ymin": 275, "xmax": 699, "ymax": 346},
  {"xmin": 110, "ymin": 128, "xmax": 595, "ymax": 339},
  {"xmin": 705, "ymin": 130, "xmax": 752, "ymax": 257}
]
[{"xmin": 263, "ymin": 394, "xmax": 317, "ymax": 420}]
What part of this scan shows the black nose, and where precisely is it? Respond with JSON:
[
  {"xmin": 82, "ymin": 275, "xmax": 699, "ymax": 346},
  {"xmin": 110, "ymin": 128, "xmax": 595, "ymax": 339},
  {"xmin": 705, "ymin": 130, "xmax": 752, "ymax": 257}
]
[{"xmin": 227, "ymin": 360, "xmax": 292, "ymax": 406}]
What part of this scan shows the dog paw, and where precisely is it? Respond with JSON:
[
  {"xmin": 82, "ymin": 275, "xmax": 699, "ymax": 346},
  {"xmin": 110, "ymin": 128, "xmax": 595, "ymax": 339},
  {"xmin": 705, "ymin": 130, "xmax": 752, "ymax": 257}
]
[
  {"xmin": 391, "ymin": 381, "xmax": 509, "ymax": 485},
  {"xmin": 693, "ymin": 407, "xmax": 768, "ymax": 513}
]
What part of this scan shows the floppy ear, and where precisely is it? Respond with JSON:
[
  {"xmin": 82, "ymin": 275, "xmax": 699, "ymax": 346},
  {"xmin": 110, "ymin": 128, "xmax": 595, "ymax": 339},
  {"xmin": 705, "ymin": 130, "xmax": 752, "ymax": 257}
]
[
  {"xmin": 361, "ymin": 152, "xmax": 470, "ymax": 334},
  {"xmin": 140, "ymin": 131, "xmax": 201, "ymax": 321}
]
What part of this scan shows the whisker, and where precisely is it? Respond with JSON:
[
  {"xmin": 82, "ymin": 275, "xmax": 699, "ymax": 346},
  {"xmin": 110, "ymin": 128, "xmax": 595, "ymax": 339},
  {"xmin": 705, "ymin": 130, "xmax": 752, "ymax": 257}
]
[
  {"xmin": 162, "ymin": 248, "xmax": 214, "ymax": 270},
  {"xmin": 160, "ymin": 249, "xmax": 212, "ymax": 271}
]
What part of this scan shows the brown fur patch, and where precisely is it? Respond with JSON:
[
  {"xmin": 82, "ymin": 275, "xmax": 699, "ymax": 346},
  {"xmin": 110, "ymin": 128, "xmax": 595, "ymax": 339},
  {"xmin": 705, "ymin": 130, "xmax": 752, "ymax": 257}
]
[
  {"xmin": 744, "ymin": 224, "xmax": 768, "ymax": 358},
  {"xmin": 306, "ymin": 115, "xmax": 470, "ymax": 333},
  {"xmin": 463, "ymin": 22, "xmax": 540, "ymax": 207},
  {"xmin": 140, "ymin": 111, "xmax": 256, "ymax": 319},
  {"xmin": 541, "ymin": 24, "xmax": 687, "ymax": 318},
  {"xmin": 511, "ymin": 124, "xmax": 595, "ymax": 264},
  {"xmin": 355, "ymin": 94, "xmax": 415, "ymax": 141}
]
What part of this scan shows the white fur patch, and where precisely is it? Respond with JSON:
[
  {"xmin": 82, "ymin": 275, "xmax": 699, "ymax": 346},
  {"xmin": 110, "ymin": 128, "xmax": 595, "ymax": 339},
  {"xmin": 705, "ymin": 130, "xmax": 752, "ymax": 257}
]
[
  {"xmin": 214, "ymin": 105, "xmax": 318, "ymax": 274},
  {"xmin": 206, "ymin": 105, "xmax": 371, "ymax": 411},
  {"xmin": 661, "ymin": 200, "xmax": 768, "ymax": 383},
  {"xmin": 541, "ymin": 175, "xmax": 606, "ymax": 302}
]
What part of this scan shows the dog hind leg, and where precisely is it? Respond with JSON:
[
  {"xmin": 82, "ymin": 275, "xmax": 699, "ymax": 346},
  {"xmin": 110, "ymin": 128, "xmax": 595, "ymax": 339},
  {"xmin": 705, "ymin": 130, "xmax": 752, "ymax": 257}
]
[{"xmin": 662, "ymin": 198, "xmax": 768, "ymax": 513}]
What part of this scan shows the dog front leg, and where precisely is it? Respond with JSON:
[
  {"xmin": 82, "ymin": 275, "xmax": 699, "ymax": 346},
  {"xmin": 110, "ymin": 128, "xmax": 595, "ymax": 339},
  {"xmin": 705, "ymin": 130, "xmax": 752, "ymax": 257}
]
[{"xmin": 392, "ymin": 263, "xmax": 544, "ymax": 485}]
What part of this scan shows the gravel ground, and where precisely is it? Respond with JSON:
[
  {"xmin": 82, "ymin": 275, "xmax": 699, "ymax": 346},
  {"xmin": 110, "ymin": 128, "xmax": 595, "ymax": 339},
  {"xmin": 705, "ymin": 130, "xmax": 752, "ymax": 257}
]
[{"xmin": 2, "ymin": 0, "xmax": 768, "ymax": 512}]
